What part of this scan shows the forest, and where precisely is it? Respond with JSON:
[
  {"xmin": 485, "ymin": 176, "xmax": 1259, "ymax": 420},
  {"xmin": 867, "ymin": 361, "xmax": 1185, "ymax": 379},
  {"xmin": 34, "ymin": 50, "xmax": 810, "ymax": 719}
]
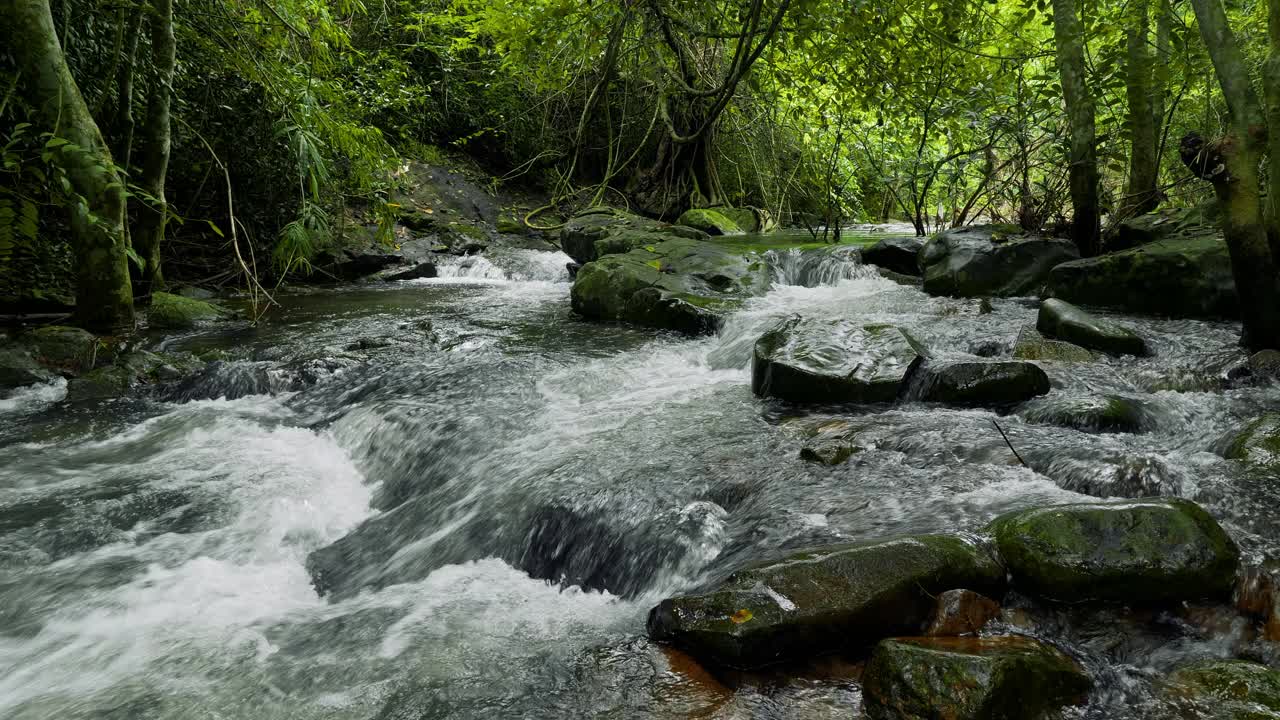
[{"xmin": 5, "ymin": 0, "xmax": 1280, "ymax": 718}]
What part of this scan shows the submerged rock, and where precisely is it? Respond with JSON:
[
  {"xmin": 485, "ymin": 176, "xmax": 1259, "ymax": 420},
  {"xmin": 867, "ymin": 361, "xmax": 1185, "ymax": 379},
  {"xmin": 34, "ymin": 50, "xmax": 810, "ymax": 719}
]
[
  {"xmin": 646, "ymin": 534, "xmax": 1005, "ymax": 669},
  {"xmin": 919, "ymin": 225, "xmax": 1080, "ymax": 298},
  {"xmin": 862, "ymin": 636, "xmax": 1091, "ymax": 720},
  {"xmin": 909, "ymin": 360, "xmax": 1050, "ymax": 407},
  {"xmin": 384, "ymin": 262, "xmax": 438, "ymax": 281},
  {"xmin": 924, "ymin": 589, "xmax": 1002, "ymax": 636},
  {"xmin": 0, "ymin": 343, "xmax": 52, "ymax": 390},
  {"xmin": 1037, "ymin": 454, "xmax": 1184, "ymax": 499},
  {"xmin": 1222, "ymin": 413, "xmax": 1280, "ymax": 475},
  {"xmin": 571, "ymin": 238, "xmax": 770, "ymax": 334},
  {"xmin": 148, "ymin": 292, "xmax": 234, "ymax": 330},
  {"xmin": 799, "ymin": 437, "xmax": 860, "ymax": 465},
  {"xmin": 1163, "ymin": 660, "xmax": 1280, "ymax": 719},
  {"xmin": 751, "ymin": 317, "xmax": 925, "ymax": 403},
  {"xmin": 675, "ymin": 208, "xmax": 743, "ymax": 236},
  {"xmin": 1037, "ymin": 299, "xmax": 1149, "ymax": 357},
  {"xmin": 1020, "ymin": 394, "xmax": 1157, "ymax": 434},
  {"xmin": 1045, "ymin": 234, "xmax": 1236, "ymax": 318},
  {"xmin": 1011, "ymin": 324, "xmax": 1095, "ymax": 363},
  {"xmin": 1236, "ymin": 560, "xmax": 1280, "ymax": 642},
  {"xmin": 862, "ymin": 236, "xmax": 925, "ymax": 276},
  {"xmin": 989, "ymin": 498, "xmax": 1239, "ymax": 604}
]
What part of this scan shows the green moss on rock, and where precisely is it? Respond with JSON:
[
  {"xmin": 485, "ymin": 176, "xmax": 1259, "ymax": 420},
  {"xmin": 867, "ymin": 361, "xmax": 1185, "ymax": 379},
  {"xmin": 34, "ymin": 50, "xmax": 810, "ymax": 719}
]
[
  {"xmin": 1020, "ymin": 394, "xmax": 1157, "ymax": 434},
  {"xmin": 148, "ymin": 292, "xmax": 234, "ymax": 330},
  {"xmin": 646, "ymin": 534, "xmax": 1005, "ymax": 669},
  {"xmin": 1163, "ymin": 660, "xmax": 1280, "ymax": 720},
  {"xmin": 988, "ymin": 498, "xmax": 1239, "ymax": 604},
  {"xmin": 863, "ymin": 636, "xmax": 1092, "ymax": 720},
  {"xmin": 675, "ymin": 208, "xmax": 744, "ymax": 236},
  {"xmin": 911, "ymin": 360, "xmax": 1050, "ymax": 407},
  {"xmin": 1012, "ymin": 325, "xmax": 1095, "ymax": 363},
  {"xmin": 1037, "ymin": 299, "xmax": 1149, "ymax": 357},
  {"xmin": 1222, "ymin": 414, "xmax": 1280, "ymax": 475},
  {"xmin": 920, "ymin": 225, "xmax": 1080, "ymax": 298}
]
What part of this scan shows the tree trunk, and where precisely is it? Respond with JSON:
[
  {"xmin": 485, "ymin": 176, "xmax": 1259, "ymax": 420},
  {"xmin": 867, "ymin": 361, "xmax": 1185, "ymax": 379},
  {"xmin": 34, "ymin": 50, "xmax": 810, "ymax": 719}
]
[
  {"xmin": 1153, "ymin": 0, "xmax": 1171, "ymax": 159},
  {"xmin": 132, "ymin": 0, "xmax": 175, "ymax": 297},
  {"xmin": 1184, "ymin": 0, "xmax": 1280, "ymax": 350},
  {"xmin": 1123, "ymin": 0, "xmax": 1160, "ymax": 216},
  {"xmin": 4, "ymin": 0, "xmax": 135, "ymax": 331},
  {"xmin": 112, "ymin": 5, "xmax": 144, "ymax": 175},
  {"xmin": 1265, "ymin": 0, "xmax": 1280, "ymax": 255},
  {"xmin": 1051, "ymin": 0, "xmax": 1102, "ymax": 256}
]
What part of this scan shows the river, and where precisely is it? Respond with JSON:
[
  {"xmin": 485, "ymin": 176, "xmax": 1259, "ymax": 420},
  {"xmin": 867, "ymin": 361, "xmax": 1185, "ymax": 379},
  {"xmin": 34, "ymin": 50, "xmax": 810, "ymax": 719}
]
[{"xmin": 1, "ymin": 236, "xmax": 1275, "ymax": 718}]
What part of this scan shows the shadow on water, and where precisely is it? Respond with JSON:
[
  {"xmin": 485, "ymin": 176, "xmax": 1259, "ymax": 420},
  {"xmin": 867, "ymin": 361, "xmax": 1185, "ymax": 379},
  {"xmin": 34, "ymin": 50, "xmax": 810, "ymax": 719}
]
[{"xmin": 0, "ymin": 238, "xmax": 1277, "ymax": 718}]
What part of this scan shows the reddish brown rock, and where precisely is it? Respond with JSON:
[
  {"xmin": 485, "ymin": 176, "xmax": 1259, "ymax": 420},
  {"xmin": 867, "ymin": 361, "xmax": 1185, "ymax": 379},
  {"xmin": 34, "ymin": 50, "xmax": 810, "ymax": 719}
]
[{"xmin": 924, "ymin": 589, "xmax": 1001, "ymax": 636}]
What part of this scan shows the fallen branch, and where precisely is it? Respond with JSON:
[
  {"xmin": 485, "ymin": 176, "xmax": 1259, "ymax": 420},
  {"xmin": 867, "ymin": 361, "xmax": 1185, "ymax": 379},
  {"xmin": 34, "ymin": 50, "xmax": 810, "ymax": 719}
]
[{"xmin": 991, "ymin": 419, "xmax": 1028, "ymax": 467}]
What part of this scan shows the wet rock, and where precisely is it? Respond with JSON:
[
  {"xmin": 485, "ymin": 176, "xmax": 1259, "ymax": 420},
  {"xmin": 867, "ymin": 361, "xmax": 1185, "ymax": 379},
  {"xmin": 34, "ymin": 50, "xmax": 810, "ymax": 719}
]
[
  {"xmin": 1012, "ymin": 324, "xmax": 1095, "ymax": 363},
  {"xmin": 751, "ymin": 317, "xmax": 925, "ymax": 404},
  {"xmin": 1221, "ymin": 413, "xmax": 1280, "ymax": 475},
  {"xmin": 22, "ymin": 325, "xmax": 97, "ymax": 374},
  {"xmin": 67, "ymin": 350, "xmax": 204, "ymax": 401},
  {"xmin": 345, "ymin": 337, "xmax": 394, "ymax": 351},
  {"xmin": 988, "ymin": 498, "xmax": 1239, "ymax": 604},
  {"xmin": 909, "ymin": 360, "xmax": 1050, "ymax": 407},
  {"xmin": 1163, "ymin": 659, "xmax": 1280, "ymax": 719},
  {"xmin": 1107, "ymin": 204, "xmax": 1218, "ymax": 252},
  {"xmin": 0, "ymin": 343, "xmax": 53, "ymax": 391},
  {"xmin": 1045, "ymin": 234, "xmax": 1237, "ymax": 319},
  {"xmin": 165, "ymin": 360, "xmax": 277, "ymax": 402},
  {"xmin": 716, "ymin": 207, "xmax": 773, "ymax": 234},
  {"xmin": 924, "ymin": 589, "xmax": 1002, "ymax": 636},
  {"xmin": 148, "ymin": 292, "xmax": 234, "ymax": 330},
  {"xmin": 646, "ymin": 534, "xmax": 1005, "ymax": 669},
  {"xmin": 1038, "ymin": 454, "xmax": 1184, "ymax": 499},
  {"xmin": 919, "ymin": 224, "xmax": 1080, "ymax": 298},
  {"xmin": 863, "ymin": 636, "xmax": 1090, "ymax": 720},
  {"xmin": 800, "ymin": 437, "xmax": 860, "ymax": 465},
  {"xmin": 571, "ymin": 238, "xmax": 770, "ymax": 334},
  {"xmin": 560, "ymin": 208, "xmax": 706, "ymax": 265},
  {"xmin": 384, "ymin": 262, "xmax": 438, "ymax": 281},
  {"xmin": 311, "ymin": 245, "xmax": 405, "ymax": 280},
  {"xmin": 1248, "ymin": 350, "xmax": 1280, "ymax": 383},
  {"xmin": 861, "ymin": 236, "xmax": 925, "ymax": 276},
  {"xmin": 1236, "ymin": 560, "xmax": 1280, "ymax": 642},
  {"xmin": 675, "ymin": 208, "xmax": 743, "ymax": 236},
  {"xmin": 969, "ymin": 339, "xmax": 1009, "ymax": 358},
  {"xmin": 1036, "ymin": 299, "xmax": 1149, "ymax": 357},
  {"xmin": 1020, "ymin": 394, "xmax": 1157, "ymax": 434}
]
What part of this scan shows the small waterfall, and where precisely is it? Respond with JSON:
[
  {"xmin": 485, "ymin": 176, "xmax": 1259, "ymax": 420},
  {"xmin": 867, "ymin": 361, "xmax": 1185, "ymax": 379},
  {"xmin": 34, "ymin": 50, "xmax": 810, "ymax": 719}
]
[
  {"xmin": 766, "ymin": 245, "xmax": 880, "ymax": 287},
  {"xmin": 435, "ymin": 249, "xmax": 572, "ymax": 283}
]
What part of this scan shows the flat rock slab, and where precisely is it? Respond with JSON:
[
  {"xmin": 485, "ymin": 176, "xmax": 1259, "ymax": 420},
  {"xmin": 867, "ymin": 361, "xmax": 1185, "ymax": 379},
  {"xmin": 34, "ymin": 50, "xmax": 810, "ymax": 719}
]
[
  {"xmin": 752, "ymin": 317, "xmax": 925, "ymax": 403},
  {"xmin": 910, "ymin": 360, "xmax": 1050, "ymax": 407},
  {"xmin": 989, "ymin": 498, "xmax": 1239, "ymax": 604},
  {"xmin": 646, "ymin": 534, "xmax": 1004, "ymax": 669},
  {"xmin": 1019, "ymin": 394, "xmax": 1157, "ymax": 434},
  {"xmin": 863, "ymin": 636, "xmax": 1091, "ymax": 720},
  {"xmin": 1012, "ymin": 324, "xmax": 1095, "ymax": 362},
  {"xmin": 1037, "ymin": 298, "xmax": 1149, "ymax": 356},
  {"xmin": 920, "ymin": 225, "xmax": 1079, "ymax": 298}
]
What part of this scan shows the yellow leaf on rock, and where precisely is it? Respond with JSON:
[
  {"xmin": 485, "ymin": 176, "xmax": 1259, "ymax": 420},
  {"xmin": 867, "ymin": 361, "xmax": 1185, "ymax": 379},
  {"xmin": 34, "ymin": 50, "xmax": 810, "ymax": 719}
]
[{"xmin": 730, "ymin": 609, "xmax": 753, "ymax": 624}]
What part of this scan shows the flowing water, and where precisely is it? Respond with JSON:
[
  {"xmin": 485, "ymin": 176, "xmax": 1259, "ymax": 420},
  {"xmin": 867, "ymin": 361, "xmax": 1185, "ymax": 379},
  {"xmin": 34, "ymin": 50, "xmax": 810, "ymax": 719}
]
[{"xmin": 1, "ymin": 237, "xmax": 1278, "ymax": 718}]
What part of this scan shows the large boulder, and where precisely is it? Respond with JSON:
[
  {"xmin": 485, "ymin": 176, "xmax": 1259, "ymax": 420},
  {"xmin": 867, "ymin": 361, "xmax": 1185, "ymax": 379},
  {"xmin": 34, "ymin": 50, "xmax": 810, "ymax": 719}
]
[
  {"xmin": 861, "ymin": 236, "xmax": 926, "ymax": 276},
  {"xmin": 910, "ymin": 360, "xmax": 1050, "ymax": 407},
  {"xmin": 989, "ymin": 498, "xmax": 1239, "ymax": 604},
  {"xmin": 1045, "ymin": 234, "xmax": 1236, "ymax": 318},
  {"xmin": 1037, "ymin": 299, "xmax": 1149, "ymax": 356},
  {"xmin": 66, "ymin": 350, "xmax": 205, "ymax": 401},
  {"xmin": 1162, "ymin": 660, "xmax": 1280, "ymax": 719},
  {"xmin": 645, "ymin": 534, "xmax": 1005, "ymax": 669},
  {"xmin": 675, "ymin": 208, "xmax": 743, "ymax": 236},
  {"xmin": 571, "ymin": 238, "xmax": 770, "ymax": 334},
  {"xmin": 1011, "ymin": 325, "xmax": 1095, "ymax": 363},
  {"xmin": 0, "ymin": 344, "xmax": 52, "ymax": 391},
  {"xmin": 862, "ymin": 636, "xmax": 1091, "ymax": 720},
  {"xmin": 1106, "ymin": 202, "xmax": 1218, "ymax": 252},
  {"xmin": 751, "ymin": 317, "xmax": 925, "ymax": 403},
  {"xmin": 560, "ymin": 208, "xmax": 705, "ymax": 265},
  {"xmin": 919, "ymin": 225, "xmax": 1080, "ymax": 298},
  {"xmin": 714, "ymin": 207, "xmax": 773, "ymax": 234}
]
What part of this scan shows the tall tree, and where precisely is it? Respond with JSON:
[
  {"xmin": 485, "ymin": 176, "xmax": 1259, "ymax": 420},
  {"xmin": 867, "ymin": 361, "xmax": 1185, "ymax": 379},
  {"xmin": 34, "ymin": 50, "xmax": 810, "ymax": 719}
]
[
  {"xmin": 132, "ymin": 0, "xmax": 176, "ymax": 296},
  {"xmin": 1182, "ymin": 0, "xmax": 1280, "ymax": 350},
  {"xmin": 3, "ymin": 0, "xmax": 135, "ymax": 330},
  {"xmin": 1123, "ymin": 0, "xmax": 1160, "ymax": 217},
  {"xmin": 1051, "ymin": 0, "xmax": 1101, "ymax": 256}
]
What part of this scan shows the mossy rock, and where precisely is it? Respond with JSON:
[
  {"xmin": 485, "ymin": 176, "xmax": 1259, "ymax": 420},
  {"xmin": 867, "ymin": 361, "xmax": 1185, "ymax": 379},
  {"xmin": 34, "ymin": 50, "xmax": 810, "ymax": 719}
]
[
  {"xmin": 1019, "ymin": 394, "xmax": 1157, "ymax": 434},
  {"xmin": 675, "ymin": 208, "xmax": 744, "ymax": 236},
  {"xmin": 560, "ymin": 208, "xmax": 706, "ymax": 265},
  {"xmin": 1037, "ymin": 299, "xmax": 1149, "ymax": 357},
  {"xmin": 862, "ymin": 236, "xmax": 926, "ymax": 276},
  {"xmin": 1163, "ymin": 660, "xmax": 1280, "ymax": 719},
  {"xmin": 0, "ymin": 344, "xmax": 53, "ymax": 391},
  {"xmin": 1045, "ymin": 234, "xmax": 1236, "ymax": 318},
  {"xmin": 919, "ymin": 225, "xmax": 1080, "ymax": 298},
  {"xmin": 714, "ymin": 207, "xmax": 767, "ymax": 233},
  {"xmin": 988, "ymin": 498, "xmax": 1239, "ymax": 604},
  {"xmin": 800, "ymin": 437, "xmax": 860, "ymax": 465},
  {"xmin": 571, "ymin": 238, "xmax": 770, "ymax": 335},
  {"xmin": 910, "ymin": 360, "xmax": 1050, "ymax": 407},
  {"xmin": 863, "ymin": 636, "xmax": 1091, "ymax": 720},
  {"xmin": 66, "ymin": 350, "xmax": 205, "ymax": 401},
  {"xmin": 646, "ymin": 534, "xmax": 1005, "ymax": 669},
  {"xmin": 1222, "ymin": 414, "xmax": 1280, "ymax": 475},
  {"xmin": 752, "ymin": 317, "xmax": 925, "ymax": 404},
  {"xmin": 22, "ymin": 325, "xmax": 98, "ymax": 374},
  {"xmin": 148, "ymin": 292, "xmax": 234, "ymax": 330},
  {"xmin": 1012, "ymin": 324, "xmax": 1095, "ymax": 363}
]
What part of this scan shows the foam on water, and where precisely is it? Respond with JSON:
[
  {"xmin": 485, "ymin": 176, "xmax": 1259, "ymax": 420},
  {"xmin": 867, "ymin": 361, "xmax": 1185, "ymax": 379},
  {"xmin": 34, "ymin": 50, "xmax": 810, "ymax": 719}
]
[{"xmin": 0, "ymin": 378, "xmax": 67, "ymax": 415}]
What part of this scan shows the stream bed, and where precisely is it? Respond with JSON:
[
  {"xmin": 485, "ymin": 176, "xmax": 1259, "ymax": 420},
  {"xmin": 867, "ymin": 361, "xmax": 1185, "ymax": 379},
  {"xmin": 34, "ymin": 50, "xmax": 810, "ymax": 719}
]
[{"xmin": 1, "ymin": 236, "xmax": 1277, "ymax": 719}]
